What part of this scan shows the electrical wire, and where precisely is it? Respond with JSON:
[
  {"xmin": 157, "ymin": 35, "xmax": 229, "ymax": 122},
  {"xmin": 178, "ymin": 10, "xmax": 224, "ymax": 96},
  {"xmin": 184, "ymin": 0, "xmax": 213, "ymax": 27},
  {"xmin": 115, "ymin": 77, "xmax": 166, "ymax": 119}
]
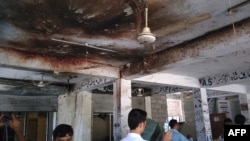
[{"xmin": 228, "ymin": 0, "xmax": 236, "ymax": 37}]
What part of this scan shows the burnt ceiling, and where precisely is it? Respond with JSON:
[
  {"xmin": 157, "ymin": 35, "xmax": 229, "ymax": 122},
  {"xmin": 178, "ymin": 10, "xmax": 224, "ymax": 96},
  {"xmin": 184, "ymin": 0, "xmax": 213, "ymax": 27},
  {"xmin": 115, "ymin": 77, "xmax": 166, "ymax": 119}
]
[
  {"xmin": 0, "ymin": 0, "xmax": 250, "ymax": 96},
  {"xmin": 0, "ymin": 0, "xmax": 223, "ymax": 63}
]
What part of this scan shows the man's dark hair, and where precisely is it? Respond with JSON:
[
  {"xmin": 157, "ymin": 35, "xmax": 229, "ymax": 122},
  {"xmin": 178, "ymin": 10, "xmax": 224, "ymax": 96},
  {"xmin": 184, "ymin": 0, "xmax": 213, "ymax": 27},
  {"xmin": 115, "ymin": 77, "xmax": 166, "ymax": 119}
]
[
  {"xmin": 224, "ymin": 118, "xmax": 233, "ymax": 125},
  {"xmin": 169, "ymin": 119, "xmax": 178, "ymax": 129},
  {"xmin": 53, "ymin": 124, "xmax": 73, "ymax": 139},
  {"xmin": 234, "ymin": 114, "xmax": 246, "ymax": 125},
  {"xmin": 128, "ymin": 109, "xmax": 147, "ymax": 130}
]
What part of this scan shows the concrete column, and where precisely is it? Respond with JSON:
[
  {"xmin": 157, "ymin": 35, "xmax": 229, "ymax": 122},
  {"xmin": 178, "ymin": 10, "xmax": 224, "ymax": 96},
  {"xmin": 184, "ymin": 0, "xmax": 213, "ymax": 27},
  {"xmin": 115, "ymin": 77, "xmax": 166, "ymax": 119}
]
[
  {"xmin": 238, "ymin": 93, "xmax": 250, "ymax": 124},
  {"xmin": 57, "ymin": 93, "xmax": 76, "ymax": 125},
  {"xmin": 193, "ymin": 88, "xmax": 212, "ymax": 141},
  {"xmin": 145, "ymin": 96, "xmax": 152, "ymax": 119},
  {"xmin": 113, "ymin": 79, "xmax": 132, "ymax": 141},
  {"xmin": 74, "ymin": 91, "xmax": 92, "ymax": 141},
  {"xmin": 57, "ymin": 91, "xmax": 92, "ymax": 141}
]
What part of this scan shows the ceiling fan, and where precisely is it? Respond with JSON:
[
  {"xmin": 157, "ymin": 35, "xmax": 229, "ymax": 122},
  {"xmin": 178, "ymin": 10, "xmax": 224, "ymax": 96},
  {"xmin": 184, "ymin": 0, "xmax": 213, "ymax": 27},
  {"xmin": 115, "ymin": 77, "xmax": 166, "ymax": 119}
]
[
  {"xmin": 136, "ymin": 0, "xmax": 212, "ymax": 50},
  {"xmin": 132, "ymin": 87, "xmax": 151, "ymax": 97},
  {"xmin": 32, "ymin": 73, "xmax": 53, "ymax": 88},
  {"xmin": 137, "ymin": 0, "xmax": 156, "ymax": 50}
]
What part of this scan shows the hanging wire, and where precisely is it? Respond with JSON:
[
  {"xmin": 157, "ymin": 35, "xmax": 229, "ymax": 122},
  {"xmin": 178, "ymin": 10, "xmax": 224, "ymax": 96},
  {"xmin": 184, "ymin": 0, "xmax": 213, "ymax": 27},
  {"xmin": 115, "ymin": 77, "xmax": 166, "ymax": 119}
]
[
  {"xmin": 228, "ymin": 0, "xmax": 237, "ymax": 37},
  {"xmin": 144, "ymin": 1, "xmax": 148, "ymax": 27},
  {"xmin": 85, "ymin": 45, "xmax": 88, "ymax": 62},
  {"xmin": 228, "ymin": 0, "xmax": 243, "ymax": 56}
]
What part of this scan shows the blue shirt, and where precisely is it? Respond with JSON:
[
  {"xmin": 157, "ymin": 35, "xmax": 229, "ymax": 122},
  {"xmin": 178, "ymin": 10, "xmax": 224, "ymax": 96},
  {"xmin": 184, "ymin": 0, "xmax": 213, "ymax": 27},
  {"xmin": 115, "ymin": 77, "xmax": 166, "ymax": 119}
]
[{"xmin": 171, "ymin": 129, "xmax": 189, "ymax": 141}]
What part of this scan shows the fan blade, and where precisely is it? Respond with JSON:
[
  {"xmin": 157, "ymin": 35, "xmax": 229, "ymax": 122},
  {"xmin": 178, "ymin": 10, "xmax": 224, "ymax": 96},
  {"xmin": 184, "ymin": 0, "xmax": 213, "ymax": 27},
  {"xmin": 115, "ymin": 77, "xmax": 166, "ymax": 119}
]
[
  {"xmin": 51, "ymin": 38, "xmax": 117, "ymax": 53},
  {"xmin": 154, "ymin": 13, "xmax": 211, "ymax": 37},
  {"xmin": 32, "ymin": 80, "xmax": 53, "ymax": 88}
]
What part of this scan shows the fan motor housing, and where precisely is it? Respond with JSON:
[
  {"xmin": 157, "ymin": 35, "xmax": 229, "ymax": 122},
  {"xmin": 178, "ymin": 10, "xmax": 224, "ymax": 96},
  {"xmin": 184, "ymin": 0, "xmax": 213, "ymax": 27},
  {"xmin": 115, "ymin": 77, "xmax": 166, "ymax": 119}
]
[{"xmin": 137, "ymin": 27, "xmax": 156, "ymax": 43}]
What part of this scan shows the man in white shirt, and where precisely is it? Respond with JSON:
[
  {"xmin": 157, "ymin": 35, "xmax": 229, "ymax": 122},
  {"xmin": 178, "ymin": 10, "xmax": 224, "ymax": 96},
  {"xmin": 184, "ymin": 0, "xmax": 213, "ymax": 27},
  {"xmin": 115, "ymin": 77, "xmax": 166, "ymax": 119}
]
[{"xmin": 121, "ymin": 109, "xmax": 148, "ymax": 141}]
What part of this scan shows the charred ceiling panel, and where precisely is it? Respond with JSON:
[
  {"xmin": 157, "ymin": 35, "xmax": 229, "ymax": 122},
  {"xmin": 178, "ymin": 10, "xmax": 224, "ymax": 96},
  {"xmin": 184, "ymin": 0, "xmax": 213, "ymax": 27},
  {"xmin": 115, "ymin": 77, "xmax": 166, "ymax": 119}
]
[
  {"xmin": 0, "ymin": 0, "xmax": 250, "ymax": 97},
  {"xmin": 0, "ymin": 0, "xmax": 139, "ymax": 35},
  {"xmin": 0, "ymin": 0, "xmax": 147, "ymax": 68}
]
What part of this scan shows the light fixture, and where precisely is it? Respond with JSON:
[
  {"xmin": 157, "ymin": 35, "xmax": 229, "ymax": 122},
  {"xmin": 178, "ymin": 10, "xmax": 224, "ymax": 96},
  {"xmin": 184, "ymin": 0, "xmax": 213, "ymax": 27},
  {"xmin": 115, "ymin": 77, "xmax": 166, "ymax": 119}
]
[
  {"xmin": 137, "ymin": 27, "xmax": 156, "ymax": 43},
  {"xmin": 137, "ymin": 1, "xmax": 156, "ymax": 44},
  {"xmin": 135, "ymin": 88, "xmax": 144, "ymax": 97}
]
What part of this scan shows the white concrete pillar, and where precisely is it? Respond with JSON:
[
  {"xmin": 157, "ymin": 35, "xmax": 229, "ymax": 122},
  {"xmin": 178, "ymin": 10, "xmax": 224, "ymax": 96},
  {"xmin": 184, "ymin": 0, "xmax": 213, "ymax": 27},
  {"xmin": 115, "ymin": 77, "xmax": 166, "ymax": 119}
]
[
  {"xmin": 74, "ymin": 91, "xmax": 92, "ymax": 141},
  {"xmin": 238, "ymin": 93, "xmax": 250, "ymax": 124},
  {"xmin": 113, "ymin": 79, "xmax": 132, "ymax": 141},
  {"xmin": 193, "ymin": 88, "xmax": 212, "ymax": 141},
  {"xmin": 57, "ymin": 93, "xmax": 76, "ymax": 125},
  {"xmin": 145, "ymin": 96, "xmax": 152, "ymax": 119},
  {"xmin": 56, "ymin": 91, "xmax": 92, "ymax": 141}
]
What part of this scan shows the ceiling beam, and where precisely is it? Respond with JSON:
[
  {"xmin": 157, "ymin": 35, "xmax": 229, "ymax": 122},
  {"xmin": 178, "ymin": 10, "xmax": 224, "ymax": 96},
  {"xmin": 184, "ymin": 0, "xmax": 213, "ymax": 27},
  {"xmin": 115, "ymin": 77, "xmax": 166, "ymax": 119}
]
[
  {"xmin": 133, "ymin": 73, "xmax": 200, "ymax": 88},
  {"xmin": 0, "ymin": 49, "xmax": 120, "ymax": 78},
  {"xmin": 199, "ymin": 67, "xmax": 250, "ymax": 88},
  {"xmin": 207, "ymin": 90, "xmax": 239, "ymax": 98},
  {"xmin": 154, "ymin": 0, "xmax": 250, "ymax": 52},
  {"xmin": 73, "ymin": 77, "xmax": 115, "ymax": 93},
  {"xmin": 121, "ymin": 17, "xmax": 250, "ymax": 79},
  {"xmin": 0, "ymin": 95, "xmax": 58, "ymax": 111},
  {"xmin": 207, "ymin": 84, "xmax": 248, "ymax": 94},
  {"xmin": 151, "ymin": 85, "xmax": 194, "ymax": 95},
  {"xmin": 64, "ymin": 66, "xmax": 120, "ymax": 78}
]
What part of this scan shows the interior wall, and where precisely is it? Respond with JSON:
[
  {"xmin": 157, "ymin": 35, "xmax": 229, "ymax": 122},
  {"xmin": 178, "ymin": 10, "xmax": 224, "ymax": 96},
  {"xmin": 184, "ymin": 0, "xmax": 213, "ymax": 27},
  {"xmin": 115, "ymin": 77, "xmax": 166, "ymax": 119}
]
[
  {"xmin": 132, "ymin": 97, "xmax": 145, "ymax": 110},
  {"xmin": 93, "ymin": 94, "xmax": 113, "ymax": 113},
  {"xmin": 151, "ymin": 95, "xmax": 167, "ymax": 128}
]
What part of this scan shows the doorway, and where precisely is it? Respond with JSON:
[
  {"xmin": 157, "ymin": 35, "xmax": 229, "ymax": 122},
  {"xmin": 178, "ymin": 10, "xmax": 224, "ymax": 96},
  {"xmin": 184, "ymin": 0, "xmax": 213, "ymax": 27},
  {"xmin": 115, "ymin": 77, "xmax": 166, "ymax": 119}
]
[{"xmin": 92, "ymin": 113, "xmax": 113, "ymax": 141}]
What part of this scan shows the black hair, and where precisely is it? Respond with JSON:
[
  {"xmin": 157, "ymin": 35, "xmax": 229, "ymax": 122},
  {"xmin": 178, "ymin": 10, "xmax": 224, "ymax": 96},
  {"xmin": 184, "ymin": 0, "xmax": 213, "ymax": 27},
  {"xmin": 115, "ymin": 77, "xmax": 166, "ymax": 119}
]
[
  {"xmin": 169, "ymin": 119, "xmax": 178, "ymax": 129},
  {"xmin": 128, "ymin": 109, "xmax": 147, "ymax": 130},
  {"xmin": 234, "ymin": 114, "xmax": 246, "ymax": 125},
  {"xmin": 224, "ymin": 118, "xmax": 233, "ymax": 125},
  {"xmin": 53, "ymin": 124, "xmax": 73, "ymax": 139}
]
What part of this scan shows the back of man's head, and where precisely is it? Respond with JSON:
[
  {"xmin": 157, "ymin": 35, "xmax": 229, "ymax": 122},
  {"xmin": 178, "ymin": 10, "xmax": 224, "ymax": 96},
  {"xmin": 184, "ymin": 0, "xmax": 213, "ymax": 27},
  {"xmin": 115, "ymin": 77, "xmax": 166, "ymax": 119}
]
[
  {"xmin": 234, "ymin": 114, "xmax": 246, "ymax": 125},
  {"xmin": 128, "ymin": 108, "xmax": 147, "ymax": 130},
  {"xmin": 169, "ymin": 119, "xmax": 178, "ymax": 129},
  {"xmin": 53, "ymin": 124, "xmax": 73, "ymax": 140},
  {"xmin": 224, "ymin": 118, "xmax": 233, "ymax": 125}
]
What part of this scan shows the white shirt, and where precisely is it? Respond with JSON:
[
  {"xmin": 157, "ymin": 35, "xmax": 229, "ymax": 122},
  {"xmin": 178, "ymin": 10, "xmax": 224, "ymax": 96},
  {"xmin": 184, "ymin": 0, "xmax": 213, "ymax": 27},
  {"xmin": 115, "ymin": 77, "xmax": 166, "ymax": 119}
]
[{"xmin": 121, "ymin": 133, "xmax": 147, "ymax": 141}]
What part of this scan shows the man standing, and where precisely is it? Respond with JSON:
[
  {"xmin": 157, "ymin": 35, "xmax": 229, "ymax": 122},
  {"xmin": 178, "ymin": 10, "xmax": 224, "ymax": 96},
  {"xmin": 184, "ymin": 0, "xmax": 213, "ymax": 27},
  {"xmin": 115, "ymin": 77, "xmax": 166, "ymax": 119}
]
[
  {"xmin": 169, "ymin": 119, "xmax": 189, "ymax": 141},
  {"xmin": 121, "ymin": 108, "xmax": 148, "ymax": 141}
]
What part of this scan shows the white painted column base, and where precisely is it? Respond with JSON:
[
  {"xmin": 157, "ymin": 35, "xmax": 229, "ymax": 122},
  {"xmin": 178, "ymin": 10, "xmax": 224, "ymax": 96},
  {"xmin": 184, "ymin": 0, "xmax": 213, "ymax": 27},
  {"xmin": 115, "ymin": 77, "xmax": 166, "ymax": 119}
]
[
  {"xmin": 113, "ymin": 79, "xmax": 132, "ymax": 140},
  {"xmin": 193, "ymin": 88, "xmax": 212, "ymax": 141},
  {"xmin": 56, "ymin": 92, "xmax": 92, "ymax": 141}
]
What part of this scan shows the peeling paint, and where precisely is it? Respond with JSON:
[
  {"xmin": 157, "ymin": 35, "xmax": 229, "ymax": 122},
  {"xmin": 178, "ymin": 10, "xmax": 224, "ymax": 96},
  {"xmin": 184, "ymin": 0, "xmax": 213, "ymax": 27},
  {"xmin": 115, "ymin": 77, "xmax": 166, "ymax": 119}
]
[{"xmin": 124, "ymin": 6, "xmax": 133, "ymax": 16}]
